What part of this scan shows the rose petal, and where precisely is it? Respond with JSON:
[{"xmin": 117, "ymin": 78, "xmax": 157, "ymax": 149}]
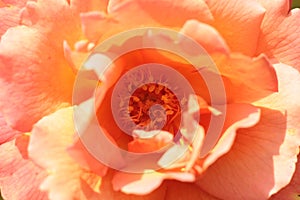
[
  {"xmin": 269, "ymin": 153, "xmax": 300, "ymax": 200},
  {"xmin": 196, "ymin": 107, "xmax": 297, "ymax": 199},
  {"xmin": 81, "ymin": 0, "xmax": 213, "ymax": 42},
  {"xmin": 108, "ymin": 0, "xmax": 213, "ymax": 27},
  {"xmin": 215, "ymin": 53, "xmax": 278, "ymax": 93},
  {"xmin": 165, "ymin": 181, "xmax": 220, "ymax": 200},
  {"xmin": 1, "ymin": 0, "xmax": 82, "ymax": 131},
  {"xmin": 20, "ymin": 0, "xmax": 82, "ymax": 44},
  {"xmin": 112, "ymin": 171, "xmax": 195, "ymax": 195},
  {"xmin": 0, "ymin": 134, "xmax": 47, "ymax": 200},
  {"xmin": 128, "ymin": 130, "xmax": 174, "ymax": 153},
  {"xmin": 0, "ymin": 112, "xmax": 21, "ymax": 144},
  {"xmin": 255, "ymin": 63, "xmax": 300, "ymax": 195},
  {"xmin": 0, "ymin": 1, "xmax": 5, "ymax": 7},
  {"xmin": 28, "ymin": 107, "xmax": 101, "ymax": 200},
  {"xmin": 63, "ymin": 40, "xmax": 89, "ymax": 73},
  {"xmin": 205, "ymin": 0, "xmax": 266, "ymax": 56},
  {"xmin": 256, "ymin": 0, "xmax": 300, "ymax": 70},
  {"xmin": 0, "ymin": 6, "xmax": 20, "ymax": 37},
  {"xmin": 67, "ymin": 137, "xmax": 108, "ymax": 177},
  {"xmin": 200, "ymin": 103, "xmax": 261, "ymax": 169},
  {"xmin": 205, "ymin": 53, "xmax": 278, "ymax": 103},
  {"xmin": 196, "ymin": 64, "xmax": 300, "ymax": 199},
  {"xmin": 70, "ymin": 0, "xmax": 109, "ymax": 12},
  {"xmin": 180, "ymin": 20, "xmax": 230, "ymax": 54},
  {"xmin": 2, "ymin": 0, "xmax": 28, "ymax": 7},
  {"xmin": 0, "ymin": 26, "xmax": 75, "ymax": 131},
  {"xmin": 91, "ymin": 171, "xmax": 168, "ymax": 200}
]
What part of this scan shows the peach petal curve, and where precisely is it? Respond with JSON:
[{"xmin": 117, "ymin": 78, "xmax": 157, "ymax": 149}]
[
  {"xmin": 180, "ymin": 19, "xmax": 230, "ymax": 55},
  {"xmin": 128, "ymin": 130, "xmax": 174, "ymax": 153},
  {"xmin": 107, "ymin": 0, "xmax": 213, "ymax": 27},
  {"xmin": 256, "ymin": 0, "xmax": 300, "ymax": 71},
  {"xmin": 28, "ymin": 107, "xmax": 103, "ymax": 200},
  {"xmin": 1, "ymin": 0, "xmax": 83, "ymax": 131},
  {"xmin": 112, "ymin": 171, "xmax": 195, "ymax": 195},
  {"xmin": 196, "ymin": 63, "xmax": 300, "ymax": 199},
  {"xmin": 204, "ymin": 0, "xmax": 266, "ymax": 56},
  {"xmin": 67, "ymin": 137, "xmax": 108, "ymax": 177},
  {"xmin": 199, "ymin": 103, "xmax": 261, "ymax": 171},
  {"xmin": 255, "ymin": 63, "xmax": 300, "ymax": 195},
  {"xmin": 269, "ymin": 152, "xmax": 300, "ymax": 200},
  {"xmin": 0, "ymin": 6, "xmax": 20, "ymax": 37},
  {"xmin": 81, "ymin": 0, "xmax": 213, "ymax": 42},
  {"xmin": 20, "ymin": 0, "xmax": 82, "ymax": 44},
  {"xmin": 89, "ymin": 171, "xmax": 168, "ymax": 200},
  {"xmin": 2, "ymin": 0, "xmax": 29, "ymax": 7},
  {"xmin": 70, "ymin": 0, "xmax": 109, "ymax": 13},
  {"xmin": 0, "ymin": 25, "xmax": 75, "ymax": 131},
  {"xmin": 0, "ymin": 112, "xmax": 21, "ymax": 144},
  {"xmin": 63, "ymin": 40, "xmax": 90, "ymax": 73},
  {"xmin": 0, "ymin": 134, "xmax": 47, "ymax": 200},
  {"xmin": 216, "ymin": 54, "xmax": 278, "ymax": 93}
]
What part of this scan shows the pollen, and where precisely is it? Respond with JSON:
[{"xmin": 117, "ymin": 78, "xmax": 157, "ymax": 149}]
[{"xmin": 126, "ymin": 83, "xmax": 181, "ymax": 132}]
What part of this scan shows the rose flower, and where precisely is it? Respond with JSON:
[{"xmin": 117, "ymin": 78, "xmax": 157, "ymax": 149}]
[{"xmin": 0, "ymin": 0, "xmax": 299, "ymax": 200}]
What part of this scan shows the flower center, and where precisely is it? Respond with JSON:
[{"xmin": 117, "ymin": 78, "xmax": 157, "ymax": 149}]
[{"xmin": 128, "ymin": 83, "xmax": 181, "ymax": 131}]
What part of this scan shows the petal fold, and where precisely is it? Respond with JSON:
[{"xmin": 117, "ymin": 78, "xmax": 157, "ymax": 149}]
[
  {"xmin": 180, "ymin": 20, "xmax": 229, "ymax": 54},
  {"xmin": 0, "ymin": 6, "xmax": 20, "ymax": 37},
  {"xmin": 0, "ymin": 134, "xmax": 47, "ymax": 200},
  {"xmin": 205, "ymin": 0, "xmax": 266, "ymax": 55},
  {"xmin": 81, "ymin": 0, "xmax": 213, "ymax": 42},
  {"xmin": 0, "ymin": 26, "xmax": 75, "ymax": 131},
  {"xmin": 0, "ymin": 112, "xmax": 21, "ymax": 144},
  {"xmin": 28, "ymin": 107, "xmax": 102, "ymax": 200},
  {"xmin": 196, "ymin": 63, "xmax": 300, "ymax": 199},
  {"xmin": 112, "ymin": 171, "xmax": 195, "ymax": 195},
  {"xmin": 256, "ymin": 0, "xmax": 300, "ymax": 70}
]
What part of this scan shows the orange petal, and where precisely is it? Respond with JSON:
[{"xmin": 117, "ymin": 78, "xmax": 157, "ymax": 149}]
[
  {"xmin": 70, "ymin": 0, "xmax": 109, "ymax": 12},
  {"xmin": 165, "ymin": 181, "xmax": 220, "ymax": 200},
  {"xmin": 2, "ymin": 0, "xmax": 28, "ymax": 7},
  {"xmin": 81, "ymin": 0, "xmax": 213, "ymax": 42},
  {"xmin": 93, "ymin": 171, "xmax": 168, "ymax": 200},
  {"xmin": 0, "ymin": 134, "xmax": 47, "ymax": 200},
  {"xmin": 1, "ymin": 0, "xmax": 82, "ymax": 131},
  {"xmin": 205, "ymin": 0, "xmax": 266, "ymax": 56},
  {"xmin": 256, "ymin": 0, "xmax": 300, "ymax": 70},
  {"xmin": 0, "ymin": 112, "xmax": 21, "ymax": 144},
  {"xmin": 212, "ymin": 53, "xmax": 278, "ymax": 103},
  {"xmin": 196, "ymin": 107, "xmax": 298, "ymax": 199},
  {"xmin": 200, "ymin": 103, "xmax": 261, "ymax": 169},
  {"xmin": 0, "ymin": 26, "xmax": 75, "ymax": 131},
  {"xmin": 0, "ymin": 6, "xmax": 20, "ymax": 37},
  {"xmin": 112, "ymin": 170, "xmax": 194, "ymax": 195},
  {"xmin": 180, "ymin": 20, "xmax": 230, "ymax": 54},
  {"xmin": 196, "ymin": 63, "xmax": 300, "ymax": 199},
  {"xmin": 217, "ymin": 53, "xmax": 278, "ymax": 91},
  {"xmin": 20, "ymin": 0, "xmax": 82, "ymax": 44},
  {"xmin": 80, "ymin": 11, "xmax": 110, "ymax": 42},
  {"xmin": 67, "ymin": 137, "xmax": 108, "ymax": 177},
  {"xmin": 128, "ymin": 130, "xmax": 173, "ymax": 153},
  {"xmin": 28, "ymin": 107, "xmax": 102, "ymax": 199},
  {"xmin": 63, "ymin": 40, "xmax": 89, "ymax": 73},
  {"xmin": 108, "ymin": 0, "xmax": 213, "ymax": 27},
  {"xmin": 0, "ymin": 1, "xmax": 5, "ymax": 7},
  {"xmin": 269, "ymin": 152, "xmax": 300, "ymax": 200}
]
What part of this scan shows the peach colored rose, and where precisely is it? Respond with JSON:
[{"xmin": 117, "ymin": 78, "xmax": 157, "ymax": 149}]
[{"xmin": 0, "ymin": 0, "xmax": 299, "ymax": 200}]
